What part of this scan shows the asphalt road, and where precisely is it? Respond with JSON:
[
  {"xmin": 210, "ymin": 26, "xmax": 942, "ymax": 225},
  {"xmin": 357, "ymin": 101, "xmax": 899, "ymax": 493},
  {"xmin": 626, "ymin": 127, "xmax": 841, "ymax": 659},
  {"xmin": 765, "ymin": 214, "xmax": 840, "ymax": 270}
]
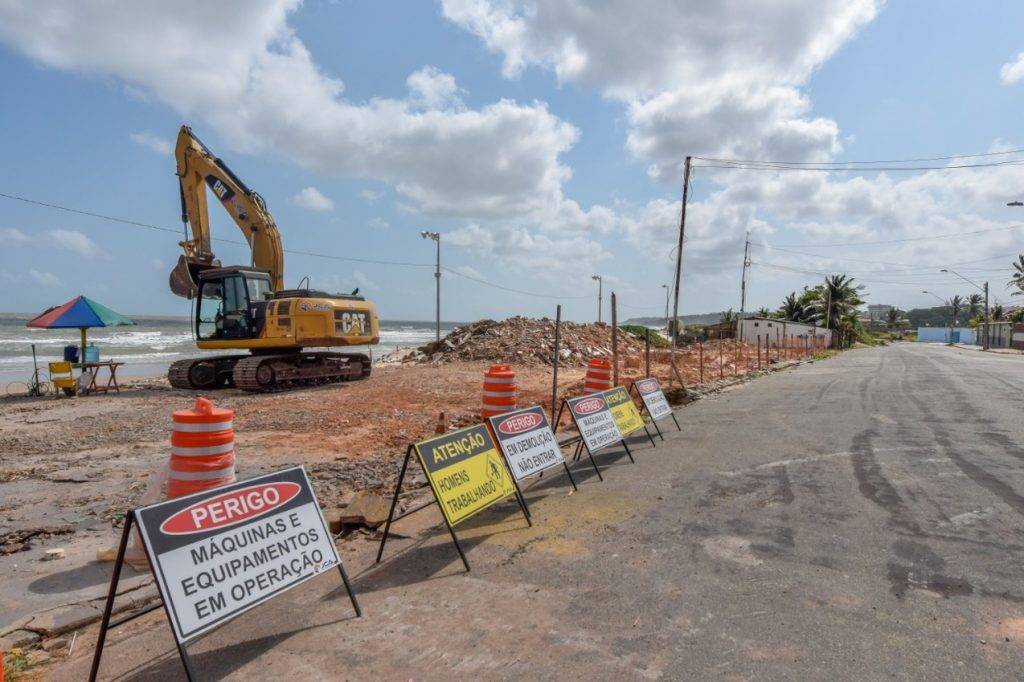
[{"xmin": 59, "ymin": 343, "xmax": 1024, "ymax": 680}]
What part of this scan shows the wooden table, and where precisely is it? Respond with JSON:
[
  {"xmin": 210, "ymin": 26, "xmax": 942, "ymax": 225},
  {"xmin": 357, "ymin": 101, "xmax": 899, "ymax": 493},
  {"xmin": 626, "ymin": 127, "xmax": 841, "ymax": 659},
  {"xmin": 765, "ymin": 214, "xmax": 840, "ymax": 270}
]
[{"xmin": 73, "ymin": 361, "xmax": 124, "ymax": 394}]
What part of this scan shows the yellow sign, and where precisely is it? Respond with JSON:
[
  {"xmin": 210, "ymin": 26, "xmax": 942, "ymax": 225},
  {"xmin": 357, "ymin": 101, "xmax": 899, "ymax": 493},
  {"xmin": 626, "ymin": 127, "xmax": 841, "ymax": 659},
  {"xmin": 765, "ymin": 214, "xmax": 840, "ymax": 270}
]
[
  {"xmin": 604, "ymin": 387, "xmax": 646, "ymax": 436},
  {"xmin": 414, "ymin": 424, "xmax": 517, "ymax": 526}
]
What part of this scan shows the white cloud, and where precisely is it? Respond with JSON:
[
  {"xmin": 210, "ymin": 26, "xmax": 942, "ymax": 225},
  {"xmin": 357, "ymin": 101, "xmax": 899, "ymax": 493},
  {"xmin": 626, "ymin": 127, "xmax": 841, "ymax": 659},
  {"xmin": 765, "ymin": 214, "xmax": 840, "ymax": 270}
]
[
  {"xmin": 46, "ymin": 229, "xmax": 106, "ymax": 259},
  {"xmin": 359, "ymin": 189, "xmax": 383, "ymax": 203},
  {"xmin": 442, "ymin": 0, "xmax": 878, "ymax": 177},
  {"xmin": 0, "ymin": 1, "xmax": 580, "ymax": 226},
  {"xmin": 0, "ymin": 228, "xmax": 30, "ymax": 242},
  {"xmin": 452, "ymin": 264, "xmax": 483, "ymax": 279},
  {"xmin": 1001, "ymin": 52, "xmax": 1024, "ymax": 84},
  {"xmin": 292, "ymin": 186, "xmax": 334, "ymax": 212},
  {"xmin": 29, "ymin": 269, "xmax": 61, "ymax": 287},
  {"xmin": 129, "ymin": 131, "xmax": 172, "ymax": 154},
  {"xmin": 367, "ymin": 217, "xmax": 389, "ymax": 230}
]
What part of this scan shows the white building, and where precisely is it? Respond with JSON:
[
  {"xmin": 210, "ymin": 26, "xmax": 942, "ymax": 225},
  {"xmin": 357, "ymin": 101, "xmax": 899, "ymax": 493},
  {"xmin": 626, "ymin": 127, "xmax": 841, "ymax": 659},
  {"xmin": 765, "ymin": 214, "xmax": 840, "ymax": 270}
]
[
  {"xmin": 737, "ymin": 317, "xmax": 833, "ymax": 348},
  {"xmin": 867, "ymin": 304, "xmax": 894, "ymax": 322}
]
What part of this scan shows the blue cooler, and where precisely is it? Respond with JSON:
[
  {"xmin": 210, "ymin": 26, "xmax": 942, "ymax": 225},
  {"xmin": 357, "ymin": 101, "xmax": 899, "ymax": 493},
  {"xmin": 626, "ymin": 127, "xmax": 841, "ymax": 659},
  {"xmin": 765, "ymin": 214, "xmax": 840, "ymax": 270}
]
[
  {"xmin": 84, "ymin": 344, "xmax": 100, "ymax": 363},
  {"xmin": 63, "ymin": 345, "xmax": 79, "ymax": 362}
]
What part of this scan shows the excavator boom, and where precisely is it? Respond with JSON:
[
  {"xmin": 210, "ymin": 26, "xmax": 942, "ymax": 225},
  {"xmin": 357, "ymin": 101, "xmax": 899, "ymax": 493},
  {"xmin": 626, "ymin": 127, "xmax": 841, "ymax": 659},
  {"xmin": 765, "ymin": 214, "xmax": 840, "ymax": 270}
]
[{"xmin": 170, "ymin": 125, "xmax": 284, "ymax": 297}]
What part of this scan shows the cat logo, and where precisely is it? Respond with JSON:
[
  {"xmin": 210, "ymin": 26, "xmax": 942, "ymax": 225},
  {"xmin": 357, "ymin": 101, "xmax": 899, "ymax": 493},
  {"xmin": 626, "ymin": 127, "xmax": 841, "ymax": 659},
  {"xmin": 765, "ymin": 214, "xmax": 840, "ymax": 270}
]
[
  {"xmin": 338, "ymin": 312, "xmax": 367, "ymax": 335},
  {"xmin": 205, "ymin": 175, "xmax": 236, "ymax": 203}
]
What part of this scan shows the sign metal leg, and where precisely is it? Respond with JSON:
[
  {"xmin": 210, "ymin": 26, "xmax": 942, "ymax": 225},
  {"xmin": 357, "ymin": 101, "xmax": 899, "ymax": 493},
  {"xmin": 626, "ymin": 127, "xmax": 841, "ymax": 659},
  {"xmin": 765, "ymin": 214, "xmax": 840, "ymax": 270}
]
[
  {"xmin": 671, "ymin": 413, "xmax": 681, "ymax": 432},
  {"xmin": 562, "ymin": 460, "xmax": 578, "ymax": 491},
  {"xmin": 621, "ymin": 439, "xmax": 636, "ymax": 463},
  {"xmin": 444, "ymin": 521, "xmax": 471, "ymax": 572},
  {"xmin": 336, "ymin": 562, "xmax": 362, "ymax": 617},
  {"xmin": 583, "ymin": 444, "xmax": 604, "ymax": 481},
  {"xmin": 642, "ymin": 424, "xmax": 657, "ymax": 448},
  {"xmin": 376, "ymin": 446, "xmax": 412, "ymax": 564}
]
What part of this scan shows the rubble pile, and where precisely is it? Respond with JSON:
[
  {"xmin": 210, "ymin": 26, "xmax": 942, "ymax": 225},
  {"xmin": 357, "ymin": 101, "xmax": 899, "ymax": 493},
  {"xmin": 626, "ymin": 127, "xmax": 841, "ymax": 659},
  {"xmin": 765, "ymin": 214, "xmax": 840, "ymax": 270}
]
[{"xmin": 409, "ymin": 317, "xmax": 649, "ymax": 366}]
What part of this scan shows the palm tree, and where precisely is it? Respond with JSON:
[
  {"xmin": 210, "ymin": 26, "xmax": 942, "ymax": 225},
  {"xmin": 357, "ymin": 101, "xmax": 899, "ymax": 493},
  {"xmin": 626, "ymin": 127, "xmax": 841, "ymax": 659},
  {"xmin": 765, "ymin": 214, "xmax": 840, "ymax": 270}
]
[
  {"xmin": 947, "ymin": 294, "xmax": 964, "ymax": 326},
  {"xmin": 778, "ymin": 292, "xmax": 805, "ymax": 321},
  {"xmin": 721, "ymin": 308, "xmax": 739, "ymax": 324},
  {"xmin": 1010, "ymin": 254, "xmax": 1024, "ymax": 296},
  {"xmin": 756, "ymin": 306, "xmax": 772, "ymax": 318},
  {"xmin": 992, "ymin": 303, "xmax": 1005, "ymax": 321},
  {"xmin": 807, "ymin": 274, "xmax": 866, "ymax": 331},
  {"xmin": 967, "ymin": 293, "xmax": 983, "ymax": 319},
  {"xmin": 885, "ymin": 307, "xmax": 906, "ymax": 331}
]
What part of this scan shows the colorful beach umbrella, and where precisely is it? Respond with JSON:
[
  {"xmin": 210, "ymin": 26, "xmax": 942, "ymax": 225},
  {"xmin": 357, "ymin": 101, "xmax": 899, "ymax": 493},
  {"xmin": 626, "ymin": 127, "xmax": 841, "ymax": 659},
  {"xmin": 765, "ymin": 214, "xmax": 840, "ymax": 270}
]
[{"xmin": 26, "ymin": 295, "xmax": 136, "ymax": 361}]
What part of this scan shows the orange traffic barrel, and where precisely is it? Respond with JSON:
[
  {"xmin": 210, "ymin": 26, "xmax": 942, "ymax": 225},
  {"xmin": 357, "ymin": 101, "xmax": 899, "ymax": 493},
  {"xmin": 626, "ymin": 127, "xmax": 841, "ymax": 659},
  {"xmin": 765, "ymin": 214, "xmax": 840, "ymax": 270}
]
[
  {"xmin": 481, "ymin": 364, "xmax": 517, "ymax": 418},
  {"xmin": 168, "ymin": 397, "xmax": 236, "ymax": 498},
  {"xmin": 584, "ymin": 358, "xmax": 613, "ymax": 393}
]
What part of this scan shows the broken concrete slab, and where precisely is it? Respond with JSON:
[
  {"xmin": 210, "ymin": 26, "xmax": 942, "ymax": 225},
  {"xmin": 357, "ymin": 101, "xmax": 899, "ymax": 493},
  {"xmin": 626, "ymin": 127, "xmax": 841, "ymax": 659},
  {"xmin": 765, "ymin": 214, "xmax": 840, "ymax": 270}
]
[
  {"xmin": 0, "ymin": 629, "xmax": 41, "ymax": 650},
  {"xmin": 24, "ymin": 603, "xmax": 100, "ymax": 637},
  {"xmin": 336, "ymin": 491, "xmax": 392, "ymax": 528}
]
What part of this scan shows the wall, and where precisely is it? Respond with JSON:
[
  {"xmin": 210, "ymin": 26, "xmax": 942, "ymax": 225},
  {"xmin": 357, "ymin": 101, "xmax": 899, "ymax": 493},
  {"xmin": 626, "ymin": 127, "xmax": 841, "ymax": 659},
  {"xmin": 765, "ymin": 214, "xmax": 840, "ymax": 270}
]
[
  {"xmin": 916, "ymin": 327, "xmax": 977, "ymax": 344},
  {"xmin": 738, "ymin": 317, "xmax": 834, "ymax": 348}
]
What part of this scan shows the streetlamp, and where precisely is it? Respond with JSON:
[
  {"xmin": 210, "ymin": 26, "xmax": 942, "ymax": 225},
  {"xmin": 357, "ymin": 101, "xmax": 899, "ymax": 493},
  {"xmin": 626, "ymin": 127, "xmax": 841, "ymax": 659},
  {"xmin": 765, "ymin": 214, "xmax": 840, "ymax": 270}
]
[
  {"xmin": 661, "ymin": 284, "xmax": 670, "ymax": 331},
  {"xmin": 940, "ymin": 268, "xmax": 989, "ymax": 350},
  {"xmin": 922, "ymin": 290, "xmax": 954, "ymax": 344},
  {"xmin": 420, "ymin": 231, "xmax": 441, "ymax": 343},
  {"xmin": 591, "ymin": 275, "xmax": 603, "ymax": 323}
]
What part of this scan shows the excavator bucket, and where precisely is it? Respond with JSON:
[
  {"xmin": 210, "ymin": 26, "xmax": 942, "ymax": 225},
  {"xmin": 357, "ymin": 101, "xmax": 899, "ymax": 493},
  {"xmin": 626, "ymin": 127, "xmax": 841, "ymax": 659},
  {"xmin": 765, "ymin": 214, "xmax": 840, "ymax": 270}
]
[{"xmin": 169, "ymin": 254, "xmax": 200, "ymax": 299}]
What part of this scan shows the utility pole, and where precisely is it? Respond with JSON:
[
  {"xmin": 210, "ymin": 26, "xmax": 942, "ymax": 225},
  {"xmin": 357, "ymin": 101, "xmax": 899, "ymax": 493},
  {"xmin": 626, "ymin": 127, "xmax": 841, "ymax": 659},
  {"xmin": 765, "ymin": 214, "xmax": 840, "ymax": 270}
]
[
  {"xmin": 661, "ymin": 284, "xmax": 670, "ymax": 331},
  {"xmin": 671, "ymin": 156, "xmax": 692, "ymax": 348},
  {"xmin": 940, "ymin": 269, "xmax": 990, "ymax": 350},
  {"xmin": 591, "ymin": 275, "xmax": 603, "ymax": 323},
  {"xmin": 984, "ymin": 281, "xmax": 990, "ymax": 351},
  {"xmin": 741, "ymin": 232, "xmax": 749, "ymax": 339},
  {"xmin": 420, "ymin": 231, "xmax": 441, "ymax": 343},
  {"xmin": 740, "ymin": 230, "xmax": 751, "ymax": 316}
]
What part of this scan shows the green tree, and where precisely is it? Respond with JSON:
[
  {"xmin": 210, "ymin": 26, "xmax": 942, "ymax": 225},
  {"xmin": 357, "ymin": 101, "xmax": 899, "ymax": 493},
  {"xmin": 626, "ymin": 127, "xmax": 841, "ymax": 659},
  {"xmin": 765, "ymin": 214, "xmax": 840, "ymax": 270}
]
[
  {"xmin": 967, "ymin": 293, "xmax": 983, "ymax": 319},
  {"xmin": 1010, "ymin": 254, "xmax": 1024, "ymax": 296},
  {"xmin": 992, "ymin": 303, "xmax": 1005, "ymax": 321},
  {"xmin": 947, "ymin": 295, "xmax": 964, "ymax": 325},
  {"xmin": 756, "ymin": 306, "xmax": 772, "ymax": 318},
  {"xmin": 885, "ymin": 307, "xmax": 906, "ymax": 331},
  {"xmin": 721, "ymin": 308, "xmax": 739, "ymax": 323},
  {"xmin": 807, "ymin": 274, "xmax": 866, "ymax": 331},
  {"xmin": 778, "ymin": 292, "xmax": 805, "ymax": 321}
]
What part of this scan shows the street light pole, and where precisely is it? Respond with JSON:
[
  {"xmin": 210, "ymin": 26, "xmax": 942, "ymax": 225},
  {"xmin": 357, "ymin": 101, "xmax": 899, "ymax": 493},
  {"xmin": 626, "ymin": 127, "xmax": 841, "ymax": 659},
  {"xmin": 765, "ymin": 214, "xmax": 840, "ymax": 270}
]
[
  {"xmin": 591, "ymin": 275, "xmax": 603, "ymax": 323},
  {"xmin": 940, "ymin": 269, "xmax": 989, "ymax": 350},
  {"xmin": 420, "ymin": 231, "xmax": 441, "ymax": 343},
  {"xmin": 922, "ymin": 289, "xmax": 953, "ymax": 344}
]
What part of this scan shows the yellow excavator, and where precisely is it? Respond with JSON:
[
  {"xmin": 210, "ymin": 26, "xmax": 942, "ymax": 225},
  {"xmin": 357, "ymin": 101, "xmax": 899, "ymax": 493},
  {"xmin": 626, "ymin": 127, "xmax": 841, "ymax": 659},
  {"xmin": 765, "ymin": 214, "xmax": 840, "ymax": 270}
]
[{"xmin": 167, "ymin": 125, "xmax": 379, "ymax": 392}]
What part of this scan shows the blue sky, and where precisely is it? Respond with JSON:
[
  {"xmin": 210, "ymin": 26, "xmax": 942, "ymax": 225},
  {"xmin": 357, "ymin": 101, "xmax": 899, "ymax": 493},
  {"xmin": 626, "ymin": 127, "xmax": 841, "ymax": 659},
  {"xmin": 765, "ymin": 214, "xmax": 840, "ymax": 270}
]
[{"xmin": 1, "ymin": 1, "xmax": 1023, "ymax": 323}]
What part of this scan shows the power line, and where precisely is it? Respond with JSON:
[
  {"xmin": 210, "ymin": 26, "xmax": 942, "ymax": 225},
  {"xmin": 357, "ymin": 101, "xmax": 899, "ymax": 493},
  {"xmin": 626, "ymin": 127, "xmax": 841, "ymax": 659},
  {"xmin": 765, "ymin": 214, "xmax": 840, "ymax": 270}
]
[
  {"xmin": 1, "ymin": 190, "xmax": 601, "ymax": 302},
  {"xmin": 753, "ymin": 243, "xmax": 1014, "ymax": 272},
  {"xmin": 441, "ymin": 266, "xmax": 591, "ymax": 300},
  {"xmin": 693, "ymin": 147, "xmax": 1024, "ymax": 166},
  {"xmin": 765, "ymin": 223, "xmax": 1024, "ymax": 248},
  {"xmin": 693, "ymin": 159, "xmax": 1024, "ymax": 173},
  {"xmin": 750, "ymin": 261, "xmax": 982, "ymax": 286}
]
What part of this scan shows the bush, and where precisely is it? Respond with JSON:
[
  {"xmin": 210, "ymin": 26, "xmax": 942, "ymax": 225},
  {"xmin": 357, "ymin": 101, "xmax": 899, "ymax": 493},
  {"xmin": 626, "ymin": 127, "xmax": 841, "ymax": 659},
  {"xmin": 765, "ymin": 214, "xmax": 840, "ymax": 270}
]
[{"xmin": 619, "ymin": 325, "xmax": 669, "ymax": 347}]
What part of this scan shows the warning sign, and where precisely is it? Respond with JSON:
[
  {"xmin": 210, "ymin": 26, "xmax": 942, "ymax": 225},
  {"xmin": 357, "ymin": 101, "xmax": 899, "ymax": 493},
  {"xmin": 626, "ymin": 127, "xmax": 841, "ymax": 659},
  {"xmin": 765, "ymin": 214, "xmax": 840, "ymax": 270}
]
[
  {"xmin": 134, "ymin": 467, "xmax": 341, "ymax": 644},
  {"xmin": 604, "ymin": 386, "xmax": 646, "ymax": 436},
  {"xmin": 566, "ymin": 393, "xmax": 622, "ymax": 453},
  {"xmin": 488, "ymin": 406, "xmax": 565, "ymax": 481},
  {"xmin": 634, "ymin": 377, "xmax": 673, "ymax": 421},
  {"xmin": 414, "ymin": 424, "xmax": 517, "ymax": 526}
]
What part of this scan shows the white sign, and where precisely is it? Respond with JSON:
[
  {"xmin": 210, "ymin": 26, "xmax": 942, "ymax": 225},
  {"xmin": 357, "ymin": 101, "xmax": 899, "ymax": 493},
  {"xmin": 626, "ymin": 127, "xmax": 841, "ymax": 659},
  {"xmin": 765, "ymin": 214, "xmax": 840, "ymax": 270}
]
[
  {"xmin": 135, "ymin": 467, "xmax": 340, "ymax": 643},
  {"xmin": 488, "ymin": 406, "xmax": 565, "ymax": 481},
  {"xmin": 567, "ymin": 394, "xmax": 622, "ymax": 453},
  {"xmin": 634, "ymin": 378, "xmax": 672, "ymax": 421}
]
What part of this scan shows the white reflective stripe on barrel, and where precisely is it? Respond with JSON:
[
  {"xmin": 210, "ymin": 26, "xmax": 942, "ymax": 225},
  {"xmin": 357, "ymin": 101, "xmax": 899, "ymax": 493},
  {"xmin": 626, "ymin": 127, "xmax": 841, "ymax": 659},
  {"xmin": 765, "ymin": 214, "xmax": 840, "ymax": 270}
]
[
  {"xmin": 167, "ymin": 466, "xmax": 236, "ymax": 481},
  {"xmin": 482, "ymin": 390, "xmax": 518, "ymax": 398},
  {"xmin": 172, "ymin": 420, "xmax": 233, "ymax": 433},
  {"xmin": 170, "ymin": 442, "xmax": 235, "ymax": 457},
  {"xmin": 587, "ymin": 368, "xmax": 611, "ymax": 376},
  {"xmin": 481, "ymin": 403, "xmax": 516, "ymax": 412},
  {"xmin": 483, "ymin": 376, "xmax": 516, "ymax": 384}
]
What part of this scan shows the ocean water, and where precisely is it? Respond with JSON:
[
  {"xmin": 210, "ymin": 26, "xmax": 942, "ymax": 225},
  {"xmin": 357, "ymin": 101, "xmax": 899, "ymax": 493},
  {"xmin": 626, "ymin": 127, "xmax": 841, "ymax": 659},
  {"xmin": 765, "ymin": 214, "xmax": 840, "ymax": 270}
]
[{"xmin": 0, "ymin": 313, "xmax": 453, "ymax": 388}]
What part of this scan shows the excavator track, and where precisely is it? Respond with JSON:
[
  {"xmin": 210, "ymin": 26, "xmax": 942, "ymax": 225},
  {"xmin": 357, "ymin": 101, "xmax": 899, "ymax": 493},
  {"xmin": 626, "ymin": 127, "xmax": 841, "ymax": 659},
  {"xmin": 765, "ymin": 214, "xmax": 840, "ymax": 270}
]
[
  {"xmin": 232, "ymin": 352, "xmax": 371, "ymax": 393},
  {"xmin": 168, "ymin": 356, "xmax": 247, "ymax": 390}
]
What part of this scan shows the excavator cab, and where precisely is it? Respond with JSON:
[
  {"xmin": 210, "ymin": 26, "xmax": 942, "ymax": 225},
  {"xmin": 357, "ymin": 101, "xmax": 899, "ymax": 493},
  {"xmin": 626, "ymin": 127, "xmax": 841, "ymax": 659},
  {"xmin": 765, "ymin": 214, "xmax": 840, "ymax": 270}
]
[{"xmin": 195, "ymin": 268, "xmax": 272, "ymax": 341}]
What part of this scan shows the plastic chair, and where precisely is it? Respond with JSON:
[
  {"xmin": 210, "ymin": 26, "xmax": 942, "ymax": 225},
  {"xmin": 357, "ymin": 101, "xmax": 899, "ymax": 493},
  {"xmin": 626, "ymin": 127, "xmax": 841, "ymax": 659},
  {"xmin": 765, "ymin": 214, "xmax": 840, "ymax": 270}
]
[{"xmin": 48, "ymin": 361, "xmax": 77, "ymax": 397}]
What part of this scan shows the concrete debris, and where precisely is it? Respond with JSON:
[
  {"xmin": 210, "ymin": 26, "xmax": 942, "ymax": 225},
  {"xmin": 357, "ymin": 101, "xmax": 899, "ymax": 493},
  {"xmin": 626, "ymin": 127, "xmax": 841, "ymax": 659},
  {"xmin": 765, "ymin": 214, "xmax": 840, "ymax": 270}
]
[
  {"xmin": 335, "ymin": 491, "xmax": 392, "ymax": 529},
  {"xmin": 407, "ymin": 317, "xmax": 648, "ymax": 367},
  {"xmin": 41, "ymin": 548, "xmax": 65, "ymax": 561}
]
